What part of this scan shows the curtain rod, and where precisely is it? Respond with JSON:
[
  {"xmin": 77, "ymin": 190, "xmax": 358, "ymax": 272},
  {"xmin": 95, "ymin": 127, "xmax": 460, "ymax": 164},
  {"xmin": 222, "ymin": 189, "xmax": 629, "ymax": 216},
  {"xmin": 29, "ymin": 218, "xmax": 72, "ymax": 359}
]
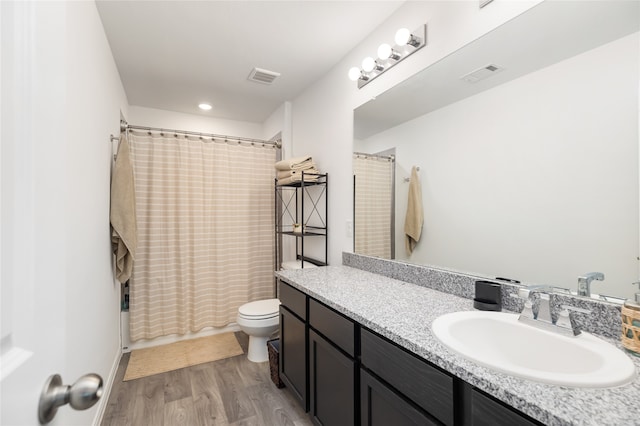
[
  {"xmin": 353, "ymin": 151, "xmax": 395, "ymax": 161},
  {"xmin": 122, "ymin": 122, "xmax": 281, "ymax": 149}
]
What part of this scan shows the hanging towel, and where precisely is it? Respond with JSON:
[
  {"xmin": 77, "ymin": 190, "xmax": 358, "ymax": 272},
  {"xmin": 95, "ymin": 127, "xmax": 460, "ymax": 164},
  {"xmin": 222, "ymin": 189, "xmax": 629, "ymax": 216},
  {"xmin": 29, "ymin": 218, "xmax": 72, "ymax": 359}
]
[
  {"xmin": 110, "ymin": 134, "xmax": 137, "ymax": 283},
  {"xmin": 404, "ymin": 166, "xmax": 424, "ymax": 255},
  {"xmin": 275, "ymin": 156, "xmax": 314, "ymax": 171}
]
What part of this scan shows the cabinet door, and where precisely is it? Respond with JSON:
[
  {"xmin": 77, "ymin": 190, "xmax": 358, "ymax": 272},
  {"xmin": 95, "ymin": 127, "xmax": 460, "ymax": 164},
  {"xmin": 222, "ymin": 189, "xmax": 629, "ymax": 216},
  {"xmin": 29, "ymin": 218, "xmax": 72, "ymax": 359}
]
[
  {"xmin": 361, "ymin": 329, "xmax": 454, "ymax": 425},
  {"xmin": 280, "ymin": 306, "xmax": 308, "ymax": 411},
  {"xmin": 469, "ymin": 387, "xmax": 542, "ymax": 426},
  {"xmin": 361, "ymin": 369, "xmax": 438, "ymax": 426},
  {"xmin": 309, "ymin": 329, "xmax": 355, "ymax": 426}
]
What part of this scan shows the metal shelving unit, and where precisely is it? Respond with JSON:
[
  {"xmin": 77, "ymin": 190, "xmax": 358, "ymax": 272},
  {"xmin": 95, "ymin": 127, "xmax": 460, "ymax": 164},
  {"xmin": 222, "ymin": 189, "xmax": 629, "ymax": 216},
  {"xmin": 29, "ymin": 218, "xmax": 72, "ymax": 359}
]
[{"xmin": 275, "ymin": 172, "xmax": 328, "ymax": 271}]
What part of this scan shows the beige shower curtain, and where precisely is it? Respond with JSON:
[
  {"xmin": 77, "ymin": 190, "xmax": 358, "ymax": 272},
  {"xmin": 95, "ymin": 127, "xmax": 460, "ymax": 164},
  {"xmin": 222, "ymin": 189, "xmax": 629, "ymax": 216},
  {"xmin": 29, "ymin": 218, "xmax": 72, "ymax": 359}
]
[
  {"xmin": 353, "ymin": 154, "xmax": 394, "ymax": 259},
  {"xmin": 128, "ymin": 131, "xmax": 276, "ymax": 341}
]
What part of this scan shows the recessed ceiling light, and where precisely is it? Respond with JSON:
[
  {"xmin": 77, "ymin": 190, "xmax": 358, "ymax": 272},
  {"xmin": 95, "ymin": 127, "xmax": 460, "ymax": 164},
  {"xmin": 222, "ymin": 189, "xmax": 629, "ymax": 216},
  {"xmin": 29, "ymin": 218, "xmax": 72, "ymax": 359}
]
[{"xmin": 198, "ymin": 103, "xmax": 212, "ymax": 111}]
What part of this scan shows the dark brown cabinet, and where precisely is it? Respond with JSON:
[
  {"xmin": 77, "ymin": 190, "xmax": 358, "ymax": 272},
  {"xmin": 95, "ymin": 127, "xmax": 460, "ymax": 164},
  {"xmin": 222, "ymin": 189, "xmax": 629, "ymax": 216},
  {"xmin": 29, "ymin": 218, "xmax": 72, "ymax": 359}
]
[
  {"xmin": 361, "ymin": 369, "xmax": 438, "ymax": 426},
  {"xmin": 279, "ymin": 281, "xmax": 357, "ymax": 424},
  {"xmin": 307, "ymin": 297, "xmax": 357, "ymax": 425},
  {"xmin": 279, "ymin": 306, "xmax": 308, "ymax": 410},
  {"xmin": 309, "ymin": 329, "xmax": 356, "ymax": 425},
  {"xmin": 278, "ymin": 280, "xmax": 543, "ymax": 426},
  {"xmin": 467, "ymin": 385, "xmax": 541, "ymax": 426},
  {"xmin": 360, "ymin": 328, "xmax": 454, "ymax": 425}
]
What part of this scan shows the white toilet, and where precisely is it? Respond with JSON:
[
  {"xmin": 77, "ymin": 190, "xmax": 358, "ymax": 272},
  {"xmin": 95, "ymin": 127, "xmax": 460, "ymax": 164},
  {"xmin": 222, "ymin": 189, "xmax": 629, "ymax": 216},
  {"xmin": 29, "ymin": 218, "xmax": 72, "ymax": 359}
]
[{"xmin": 237, "ymin": 298, "xmax": 281, "ymax": 362}]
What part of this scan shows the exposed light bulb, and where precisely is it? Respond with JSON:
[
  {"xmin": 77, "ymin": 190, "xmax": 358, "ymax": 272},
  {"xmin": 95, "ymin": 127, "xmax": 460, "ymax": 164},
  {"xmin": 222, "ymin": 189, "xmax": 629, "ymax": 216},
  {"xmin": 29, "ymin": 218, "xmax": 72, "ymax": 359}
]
[
  {"xmin": 395, "ymin": 28, "xmax": 412, "ymax": 46},
  {"xmin": 198, "ymin": 103, "xmax": 212, "ymax": 111},
  {"xmin": 377, "ymin": 43, "xmax": 392, "ymax": 60},
  {"xmin": 377, "ymin": 44, "xmax": 401, "ymax": 61},
  {"xmin": 348, "ymin": 67, "xmax": 362, "ymax": 81},
  {"xmin": 362, "ymin": 57, "xmax": 375, "ymax": 73}
]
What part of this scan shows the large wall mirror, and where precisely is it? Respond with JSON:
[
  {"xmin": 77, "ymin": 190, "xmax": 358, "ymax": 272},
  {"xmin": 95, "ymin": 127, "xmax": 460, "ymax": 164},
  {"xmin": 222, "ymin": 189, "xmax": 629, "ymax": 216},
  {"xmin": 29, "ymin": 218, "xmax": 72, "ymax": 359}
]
[{"xmin": 353, "ymin": 1, "xmax": 640, "ymax": 299}]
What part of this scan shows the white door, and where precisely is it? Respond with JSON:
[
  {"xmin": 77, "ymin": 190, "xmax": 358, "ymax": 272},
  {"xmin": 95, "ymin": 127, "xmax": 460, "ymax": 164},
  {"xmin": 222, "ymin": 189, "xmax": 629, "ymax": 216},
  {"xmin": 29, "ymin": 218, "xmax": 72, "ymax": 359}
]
[{"xmin": 1, "ymin": 2, "xmax": 80, "ymax": 424}]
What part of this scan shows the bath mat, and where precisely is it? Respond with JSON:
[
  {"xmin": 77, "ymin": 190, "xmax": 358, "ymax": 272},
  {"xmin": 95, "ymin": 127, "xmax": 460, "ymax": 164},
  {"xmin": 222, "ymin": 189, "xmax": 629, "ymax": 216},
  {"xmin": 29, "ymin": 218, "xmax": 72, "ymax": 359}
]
[{"xmin": 123, "ymin": 332, "xmax": 244, "ymax": 381}]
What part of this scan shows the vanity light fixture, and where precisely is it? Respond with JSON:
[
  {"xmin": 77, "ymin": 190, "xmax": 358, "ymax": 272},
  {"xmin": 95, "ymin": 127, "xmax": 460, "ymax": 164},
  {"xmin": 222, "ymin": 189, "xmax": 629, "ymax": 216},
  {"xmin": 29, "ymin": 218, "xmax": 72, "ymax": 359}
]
[{"xmin": 348, "ymin": 24, "xmax": 426, "ymax": 89}]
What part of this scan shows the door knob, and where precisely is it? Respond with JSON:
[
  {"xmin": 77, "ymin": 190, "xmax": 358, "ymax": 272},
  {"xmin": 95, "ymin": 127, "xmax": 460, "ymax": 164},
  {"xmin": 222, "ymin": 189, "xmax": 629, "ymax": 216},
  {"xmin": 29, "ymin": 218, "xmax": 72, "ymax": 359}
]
[{"xmin": 38, "ymin": 373, "xmax": 103, "ymax": 424}]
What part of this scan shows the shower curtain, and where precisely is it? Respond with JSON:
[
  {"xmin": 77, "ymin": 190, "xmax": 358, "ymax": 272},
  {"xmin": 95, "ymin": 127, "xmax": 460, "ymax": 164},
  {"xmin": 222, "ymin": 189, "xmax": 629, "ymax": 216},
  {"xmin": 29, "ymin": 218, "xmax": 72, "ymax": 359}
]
[
  {"xmin": 353, "ymin": 154, "xmax": 394, "ymax": 259},
  {"xmin": 128, "ymin": 131, "xmax": 276, "ymax": 341}
]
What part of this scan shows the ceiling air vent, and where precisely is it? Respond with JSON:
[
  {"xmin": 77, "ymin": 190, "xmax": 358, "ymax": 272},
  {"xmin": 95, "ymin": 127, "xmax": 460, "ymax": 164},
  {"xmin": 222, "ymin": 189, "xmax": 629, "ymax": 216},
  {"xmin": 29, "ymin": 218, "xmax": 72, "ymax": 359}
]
[
  {"xmin": 248, "ymin": 67, "xmax": 280, "ymax": 85},
  {"xmin": 460, "ymin": 64, "xmax": 504, "ymax": 83}
]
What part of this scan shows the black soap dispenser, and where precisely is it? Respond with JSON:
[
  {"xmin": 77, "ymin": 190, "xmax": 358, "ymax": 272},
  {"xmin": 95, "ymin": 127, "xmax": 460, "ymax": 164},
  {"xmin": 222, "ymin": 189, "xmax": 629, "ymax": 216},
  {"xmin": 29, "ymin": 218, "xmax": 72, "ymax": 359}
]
[{"xmin": 474, "ymin": 281, "xmax": 502, "ymax": 311}]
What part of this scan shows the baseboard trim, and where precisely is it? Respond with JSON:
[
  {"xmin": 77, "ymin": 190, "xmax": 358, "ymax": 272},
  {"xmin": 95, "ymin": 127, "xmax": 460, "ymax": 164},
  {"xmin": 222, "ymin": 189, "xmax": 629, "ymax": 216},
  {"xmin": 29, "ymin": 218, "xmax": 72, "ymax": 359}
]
[{"xmin": 92, "ymin": 347, "xmax": 121, "ymax": 426}]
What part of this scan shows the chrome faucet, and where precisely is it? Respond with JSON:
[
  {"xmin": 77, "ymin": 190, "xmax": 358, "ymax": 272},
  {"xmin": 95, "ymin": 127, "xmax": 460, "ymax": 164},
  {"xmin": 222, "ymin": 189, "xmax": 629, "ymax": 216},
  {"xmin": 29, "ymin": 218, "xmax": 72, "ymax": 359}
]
[
  {"xmin": 513, "ymin": 285, "xmax": 588, "ymax": 336},
  {"xmin": 577, "ymin": 272, "xmax": 604, "ymax": 297},
  {"xmin": 515, "ymin": 286, "xmax": 554, "ymax": 323}
]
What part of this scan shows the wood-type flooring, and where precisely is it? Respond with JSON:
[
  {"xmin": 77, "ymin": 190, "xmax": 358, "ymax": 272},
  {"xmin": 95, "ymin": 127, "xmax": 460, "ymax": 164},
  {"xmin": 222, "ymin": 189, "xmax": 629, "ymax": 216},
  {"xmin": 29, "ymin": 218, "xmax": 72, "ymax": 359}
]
[{"xmin": 101, "ymin": 332, "xmax": 312, "ymax": 426}]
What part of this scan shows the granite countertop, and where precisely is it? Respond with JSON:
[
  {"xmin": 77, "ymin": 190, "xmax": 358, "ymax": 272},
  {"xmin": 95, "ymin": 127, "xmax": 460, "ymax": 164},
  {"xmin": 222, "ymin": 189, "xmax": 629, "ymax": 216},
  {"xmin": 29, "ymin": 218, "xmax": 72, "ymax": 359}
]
[{"xmin": 275, "ymin": 265, "xmax": 640, "ymax": 426}]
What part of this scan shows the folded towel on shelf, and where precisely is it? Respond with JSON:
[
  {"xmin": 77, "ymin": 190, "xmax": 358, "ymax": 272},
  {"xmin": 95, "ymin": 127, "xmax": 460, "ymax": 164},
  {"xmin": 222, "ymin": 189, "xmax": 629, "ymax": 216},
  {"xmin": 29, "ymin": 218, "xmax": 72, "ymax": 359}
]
[
  {"xmin": 276, "ymin": 168, "xmax": 319, "ymax": 179},
  {"xmin": 277, "ymin": 174, "xmax": 319, "ymax": 186},
  {"xmin": 275, "ymin": 156, "xmax": 314, "ymax": 171}
]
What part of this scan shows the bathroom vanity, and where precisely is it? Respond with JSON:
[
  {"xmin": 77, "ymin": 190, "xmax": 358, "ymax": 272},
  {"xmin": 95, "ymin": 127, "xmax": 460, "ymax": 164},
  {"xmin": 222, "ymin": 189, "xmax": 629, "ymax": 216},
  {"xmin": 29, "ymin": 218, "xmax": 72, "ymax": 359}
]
[{"xmin": 275, "ymin": 260, "xmax": 640, "ymax": 426}]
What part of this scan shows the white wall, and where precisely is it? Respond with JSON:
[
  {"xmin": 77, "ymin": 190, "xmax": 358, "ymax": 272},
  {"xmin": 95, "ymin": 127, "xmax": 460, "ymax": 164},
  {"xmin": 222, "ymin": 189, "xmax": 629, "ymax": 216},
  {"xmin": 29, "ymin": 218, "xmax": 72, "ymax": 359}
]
[
  {"xmin": 263, "ymin": 100, "xmax": 295, "ymax": 158},
  {"xmin": 64, "ymin": 4, "xmax": 129, "ymax": 424},
  {"xmin": 358, "ymin": 33, "xmax": 639, "ymax": 297},
  {"xmin": 1, "ymin": 1, "xmax": 127, "ymax": 424},
  {"xmin": 128, "ymin": 105, "xmax": 263, "ymax": 139},
  {"xmin": 290, "ymin": 0, "xmax": 542, "ymax": 266}
]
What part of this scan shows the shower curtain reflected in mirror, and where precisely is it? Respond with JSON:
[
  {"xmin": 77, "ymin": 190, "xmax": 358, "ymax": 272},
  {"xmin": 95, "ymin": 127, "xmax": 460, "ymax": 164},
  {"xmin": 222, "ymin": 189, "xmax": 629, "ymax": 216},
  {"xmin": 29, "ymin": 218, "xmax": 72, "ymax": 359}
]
[
  {"xmin": 128, "ymin": 131, "xmax": 276, "ymax": 341},
  {"xmin": 353, "ymin": 152, "xmax": 395, "ymax": 259}
]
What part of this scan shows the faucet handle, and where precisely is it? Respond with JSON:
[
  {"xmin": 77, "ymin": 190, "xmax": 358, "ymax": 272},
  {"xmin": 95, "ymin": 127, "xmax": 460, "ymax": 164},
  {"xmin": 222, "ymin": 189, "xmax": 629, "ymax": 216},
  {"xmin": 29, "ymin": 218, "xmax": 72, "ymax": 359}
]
[
  {"xmin": 520, "ymin": 300, "xmax": 534, "ymax": 319},
  {"xmin": 557, "ymin": 305, "xmax": 589, "ymax": 336},
  {"xmin": 556, "ymin": 309, "xmax": 572, "ymax": 329}
]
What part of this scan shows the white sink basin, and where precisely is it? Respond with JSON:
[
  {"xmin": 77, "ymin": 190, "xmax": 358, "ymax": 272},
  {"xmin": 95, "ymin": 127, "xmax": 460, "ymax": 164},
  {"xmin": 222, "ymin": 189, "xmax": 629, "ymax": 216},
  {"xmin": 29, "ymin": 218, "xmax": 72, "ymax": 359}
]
[{"xmin": 431, "ymin": 311, "xmax": 636, "ymax": 388}]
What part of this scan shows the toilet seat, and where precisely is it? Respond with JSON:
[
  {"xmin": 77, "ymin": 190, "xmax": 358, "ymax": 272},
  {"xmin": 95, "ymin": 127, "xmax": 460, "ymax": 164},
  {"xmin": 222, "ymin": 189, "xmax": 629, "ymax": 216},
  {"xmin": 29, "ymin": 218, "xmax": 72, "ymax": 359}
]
[{"xmin": 238, "ymin": 298, "xmax": 280, "ymax": 320}]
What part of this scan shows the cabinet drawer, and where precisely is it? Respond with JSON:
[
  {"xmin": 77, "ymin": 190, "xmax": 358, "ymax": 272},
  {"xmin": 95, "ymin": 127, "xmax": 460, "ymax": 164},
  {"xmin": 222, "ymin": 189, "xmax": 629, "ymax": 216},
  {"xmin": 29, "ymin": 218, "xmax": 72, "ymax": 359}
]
[
  {"xmin": 471, "ymin": 388, "xmax": 541, "ymax": 426},
  {"xmin": 279, "ymin": 281, "xmax": 307, "ymax": 320},
  {"xmin": 361, "ymin": 328, "xmax": 454, "ymax": 426},
  {"xmin": 309, "ymin": 299, "xmax": 355, "ymax": 357}
]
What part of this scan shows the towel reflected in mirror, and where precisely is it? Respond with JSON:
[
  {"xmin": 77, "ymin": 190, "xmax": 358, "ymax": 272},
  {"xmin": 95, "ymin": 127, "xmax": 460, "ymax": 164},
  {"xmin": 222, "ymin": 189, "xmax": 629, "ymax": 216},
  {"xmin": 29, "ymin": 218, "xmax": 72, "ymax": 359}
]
[{"xmin": 404, "ymin": 166, "xmax": 423, "ymax": 255}]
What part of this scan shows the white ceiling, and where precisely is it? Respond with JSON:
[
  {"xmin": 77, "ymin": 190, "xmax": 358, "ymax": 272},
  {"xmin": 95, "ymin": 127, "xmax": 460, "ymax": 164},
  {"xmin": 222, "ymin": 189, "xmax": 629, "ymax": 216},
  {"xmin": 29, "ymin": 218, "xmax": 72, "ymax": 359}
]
[{"xmin": 96, "ymin": 1, "xmax": 404, "ymax": 123}]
